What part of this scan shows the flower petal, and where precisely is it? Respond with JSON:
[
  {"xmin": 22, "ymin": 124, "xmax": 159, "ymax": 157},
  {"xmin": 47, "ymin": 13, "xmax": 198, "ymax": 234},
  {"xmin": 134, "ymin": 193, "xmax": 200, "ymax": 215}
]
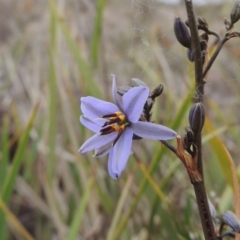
[
  {"xmin": 108, "ymin": 128, "xmax": 133, "ymax": 178},
  {"xmin": 94, "ymin": 142, "xmax": 112, "ymax": 157},
  {"xmin": 131, "ymin": 121, "xmax": 177, "ymax": 140},
  {"xmin": 111, "ymin": 74, "xmax": 123, "ymax": 110},
  {"xmin": 122, "ymin": 86, "xmax": 149, "ymax": 123},
  {"xmin": 108, "ymin": 150, "xmax": 119, "ymax": 179},
  {"xmin": 79, "ymin": 132, "xmax": 118, "ymax": 153},
  {"xmin": 222, "ymin": 211, "xmax": 240, "ymax": 233},
  {"xmin": 81, "ymin": 96, "xmax": 119, "ymax": 119},
  {"xmin": 80, "ymin": 115, "xmax": 103, "ymax": 133}
]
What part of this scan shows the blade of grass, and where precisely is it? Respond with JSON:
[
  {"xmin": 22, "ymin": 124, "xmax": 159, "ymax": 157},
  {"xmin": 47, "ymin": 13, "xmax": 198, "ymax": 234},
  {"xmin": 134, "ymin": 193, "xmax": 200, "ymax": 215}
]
[
  {"xmin": 0, "ymin": 116, "xmax": 10, "ymax": 190},
  {"xmin": 55, "ymin": 12, "xmax": 102, "ymax": 97},
  {"xmin": 204, "ymin": 118, "xmax": 240, "ymax": 220},
  {"xmin": 0, "ymin": 101, "xmax": 40, "ymax": 236},
  {"xmin": 136, "ymin": 157, "xmax": 166, "ymax": 202},
  {"xmin": 106, "ymin": 174, "xmax": 133, "ymax": 240},
  {"xmin": 0, "ymin": 101, "xmax": 40, "ymax": 202},
  {"xmin": 67, "ymin": 177, "xmax": 94, "ymax": 240},
  {"xmin": 48, "ymin": 0, "xmax": 58, "ymax": 176},
  {"xmin": 91, "ymin": 0, "xmax": 106, "ymax": 68},
  {"xmin": 0, "ymin": 197, "xmax": 34, "ymax": 240}
]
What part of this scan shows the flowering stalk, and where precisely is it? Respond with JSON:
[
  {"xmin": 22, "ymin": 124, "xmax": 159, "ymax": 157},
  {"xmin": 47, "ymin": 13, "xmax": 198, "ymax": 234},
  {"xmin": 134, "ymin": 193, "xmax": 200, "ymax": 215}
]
[{"xmin": 184, "ymin": 1, "xmax": 217, "ymax": 239}]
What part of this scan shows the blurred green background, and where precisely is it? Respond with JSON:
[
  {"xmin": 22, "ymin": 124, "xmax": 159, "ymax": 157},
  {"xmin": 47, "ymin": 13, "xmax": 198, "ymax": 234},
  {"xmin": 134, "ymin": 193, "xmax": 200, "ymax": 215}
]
[{"xmin": 0, "ymin": 0, "xmax": 239, "ymax": 239}]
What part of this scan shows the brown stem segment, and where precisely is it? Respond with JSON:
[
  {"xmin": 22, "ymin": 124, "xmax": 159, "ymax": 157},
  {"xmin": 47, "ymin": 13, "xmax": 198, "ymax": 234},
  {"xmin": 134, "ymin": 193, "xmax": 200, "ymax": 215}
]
[
  {"xmin": 176, "ymin": 136, "xmax": 202, "ymax": 183},
  {"xmin": 176, "ymin": 136, "xmax": 217, "ymax": 240},
  {"xmin": 193, "ymin": 183, "xmax": 217, "ymax": 240}
]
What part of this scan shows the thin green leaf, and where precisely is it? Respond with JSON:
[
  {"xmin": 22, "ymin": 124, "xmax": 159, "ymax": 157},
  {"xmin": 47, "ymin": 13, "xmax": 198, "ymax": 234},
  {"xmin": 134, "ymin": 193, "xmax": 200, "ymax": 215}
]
[
  {"xmin": 0, "ymin": 101, "xmax": 40, "ymax": 202},
  {"xmin": 67, "ymin": 178, "xmax": 93, "ymax": 240},
  {"xmin": 204, "ymin": 118, "xmax": 240, "ymax": 218},
  {"xmin": 57, "ymin": 16, "xmax": 102, "ymax": 97},
  {"xmin": 91, "ymin": 0, "xmax": 106, "ymax": 67}
]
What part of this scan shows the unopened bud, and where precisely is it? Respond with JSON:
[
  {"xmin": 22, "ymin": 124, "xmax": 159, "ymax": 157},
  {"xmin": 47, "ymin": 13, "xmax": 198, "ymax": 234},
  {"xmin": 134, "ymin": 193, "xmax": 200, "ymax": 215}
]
[
  {"xmin": 230, "ymin": 1, "xmax": 240, "ymax": 26},
  {"xmin": 200, "ymin": 33, "xmax": 209, "ymax": 44},
  {"xmin": 174, "ymin": 17, "xmax": 191, "ymax": 49},
  {"xmin": 150, "ymin": 85, "xmax": 164, "ymax": 99},
  {"xmin": 222, "ymin": 210, "xmax": 240, "ymax": 233},
  {"xmin": 197, "ymin": 17, "xmax": 209, "ymax": 31},
  {"xmin": 189, "ymin": 102, "xmax": 205, "ymax": 133}
]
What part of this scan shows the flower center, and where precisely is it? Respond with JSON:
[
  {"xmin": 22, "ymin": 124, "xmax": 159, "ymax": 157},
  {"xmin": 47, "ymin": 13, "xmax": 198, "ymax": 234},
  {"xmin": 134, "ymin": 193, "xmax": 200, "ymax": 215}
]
[{"xmin": 100, "ymin": 111, "xmax": 128, "ymax": 146}]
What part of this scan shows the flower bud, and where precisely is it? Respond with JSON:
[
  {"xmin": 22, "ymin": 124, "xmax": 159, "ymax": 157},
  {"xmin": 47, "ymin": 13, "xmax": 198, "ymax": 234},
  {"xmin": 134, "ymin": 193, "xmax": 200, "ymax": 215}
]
[
  {"xmin": 174, "ymin": 17, "xmax": 191, "ymax": 49},
  {"xmin": 230, "ymin": 1, "xmax": 240, "ymax": 26},
  {"xmin": 197, "ymin": 17, "xmax": 209, "ymax": 31},
  {"xmin": 150, "ymin": 84, "xmax": 163, "ymax": 99},
  {"xmin": 189, "ymin": 102, "xmax": 205, "ymax": 133},
  {"xmin": 222, "ymin": 210, "xmax": 240, "ymax": 233}
]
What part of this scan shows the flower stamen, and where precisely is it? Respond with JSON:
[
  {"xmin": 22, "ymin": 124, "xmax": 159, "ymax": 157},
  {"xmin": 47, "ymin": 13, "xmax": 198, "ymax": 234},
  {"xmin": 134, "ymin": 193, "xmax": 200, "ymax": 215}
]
[
  {"xmin": 112, "ymin": 126, "xmax": 125, "ymax": 146},
  {"xmin": 102, "ymin": 111, "xmax": 128, "ymax": 127},
  {"xmin": 100, "ymin": 111, "xmax": 128, "ymax": 146}
]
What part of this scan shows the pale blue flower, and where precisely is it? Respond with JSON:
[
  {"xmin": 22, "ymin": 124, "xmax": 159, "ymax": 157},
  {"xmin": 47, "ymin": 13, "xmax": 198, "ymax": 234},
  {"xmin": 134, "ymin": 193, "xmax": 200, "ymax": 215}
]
[{"xmin": 79, "ymin": 75, "xmax": 177, "ymax": 179}]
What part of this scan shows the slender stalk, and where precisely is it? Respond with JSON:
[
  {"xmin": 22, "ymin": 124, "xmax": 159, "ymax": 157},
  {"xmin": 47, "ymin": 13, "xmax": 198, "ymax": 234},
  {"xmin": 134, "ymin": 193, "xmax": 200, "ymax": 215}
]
[
  {"xmin": 185, "ymin": 0, "xmax": 204, "ymax": 176},
  {"xmin": 184, "ymin": 1, "xmax": 217, "ymax": 239},
  {"xmin": 202, "ymin": 38, "xmax": 228, "ymax": 79},
  {"xmin": 160, "ymin": 140, "xmax": 177, "ymax": 154},
  {"xmin": 193, "ymin": 183, "xmax": 217, "ymax": 240},
  {"xmin": 203, "ymin": 31, "xmax": 240, "ymax": 79}
]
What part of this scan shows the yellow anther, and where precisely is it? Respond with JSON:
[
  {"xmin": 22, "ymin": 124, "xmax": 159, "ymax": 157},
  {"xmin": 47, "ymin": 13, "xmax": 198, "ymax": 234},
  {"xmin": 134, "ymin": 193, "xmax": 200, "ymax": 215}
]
[
  {"xmin": 115, "ymin": 111, "xmax": 122, "ymax": 115},
  {"xmin": 111, "ymin": 123, "xmax": 127, "ymax": 132},
  {"xmin": 118, "ymin": 114, "xmax": 126, "ymax": 122},
  {"xmin": 111, "ymin": 125, "xmax": 121, "ymax": 131}
]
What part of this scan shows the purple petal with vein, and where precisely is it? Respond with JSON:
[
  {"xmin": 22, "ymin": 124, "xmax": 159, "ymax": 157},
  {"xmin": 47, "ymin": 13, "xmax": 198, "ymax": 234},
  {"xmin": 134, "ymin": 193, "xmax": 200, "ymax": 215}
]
[
  {"xmin": 81, "ymin": 96, "xmax": 118, "ymax": 119},
  {"xmin": 80, "ymin": 116, "xmax": 103, "ymax": 133},
  {"xmin": 131, "ymin": 121, "xmax": 176, "ymax": 140},
  {"xmin": 108, "ymin": 150, "xmax": 119, "ymax": 179},
  {"xmin": 109, "ymin": 128, "xmax": 133, "ymax": 176},
  {"xmin": 79, "ymin": 132, "xmax": 117, "ymax": 153},
  {"xmin": 122, "ymin": 86, "xmax": 149, "ymax": 123}
]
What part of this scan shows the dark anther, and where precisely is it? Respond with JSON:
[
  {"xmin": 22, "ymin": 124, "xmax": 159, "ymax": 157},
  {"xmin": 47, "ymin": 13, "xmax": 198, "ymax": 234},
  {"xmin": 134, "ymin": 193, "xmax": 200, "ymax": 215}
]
[{"xmin": 100, "ymin": 126, "xmax": 116, "ymax": 135}]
